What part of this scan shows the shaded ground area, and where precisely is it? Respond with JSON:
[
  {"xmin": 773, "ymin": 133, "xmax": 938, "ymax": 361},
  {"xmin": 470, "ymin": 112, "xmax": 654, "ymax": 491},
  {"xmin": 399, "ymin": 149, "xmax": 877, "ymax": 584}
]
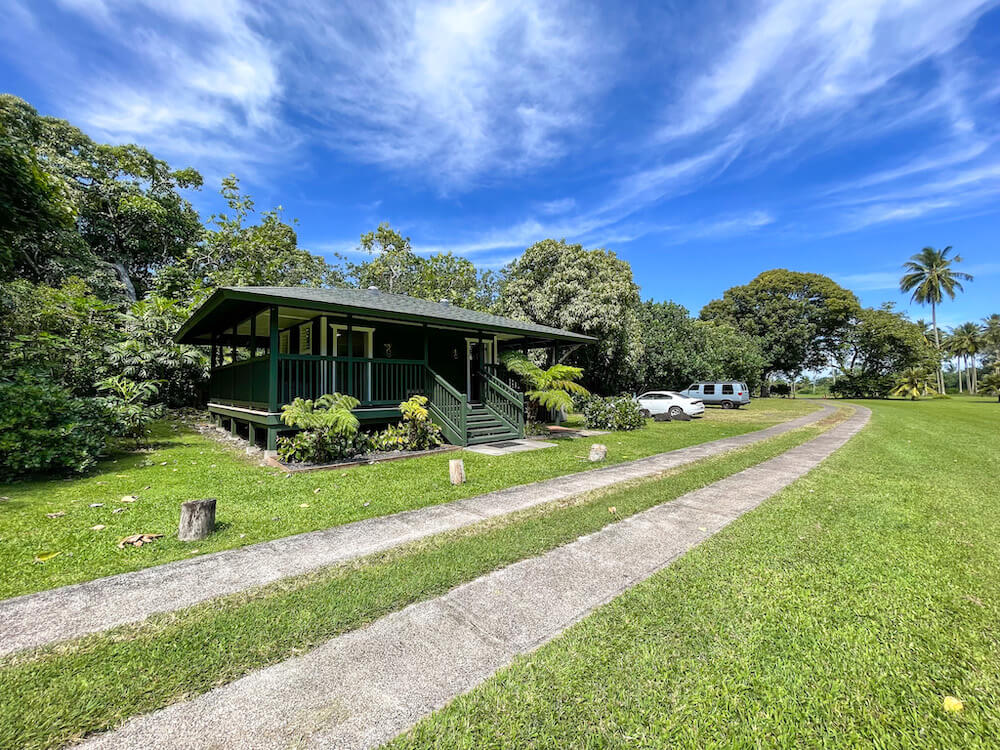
[
  {"xmin": 0, "ymin": 400, "xmax": 817, "ymax": 599},
  {"xmin": 0, "ymin": 406, "xmax": 834, "ymax": 657}
]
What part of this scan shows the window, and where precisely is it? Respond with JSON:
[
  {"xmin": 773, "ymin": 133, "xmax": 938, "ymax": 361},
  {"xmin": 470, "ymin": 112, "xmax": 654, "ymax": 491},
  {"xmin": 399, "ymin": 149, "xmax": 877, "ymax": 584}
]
[
  {"xmin": 722, "ymin": 384, "xmax": 734, "ymax": 394},
  {"xmin": 299, "ymin": 325, "xmax": 312, "ymax": 355},
  {"xmin": 279, "ymin": 330, "xmax": 290, "ymax": 354},
  {"xmin": 687, "ymin": 384, "xmax": 699, "ymax": 392},
  {"xmin": 703, "ymin": 384, "xmax": 716, "ymax": 395}
]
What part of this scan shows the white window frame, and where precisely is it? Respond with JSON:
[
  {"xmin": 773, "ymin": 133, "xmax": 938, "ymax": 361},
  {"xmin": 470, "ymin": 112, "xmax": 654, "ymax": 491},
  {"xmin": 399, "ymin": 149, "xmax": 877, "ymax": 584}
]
[{"xmin": 299, "ymin": 324, "xmax": 313, "ymax": 355}]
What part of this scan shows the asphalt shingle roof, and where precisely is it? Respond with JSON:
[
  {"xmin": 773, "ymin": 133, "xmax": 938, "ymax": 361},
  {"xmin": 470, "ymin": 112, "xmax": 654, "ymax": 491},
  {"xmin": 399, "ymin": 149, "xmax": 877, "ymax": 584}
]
[{"xmin": 175, "ymin": 286, "xmax": 595, "ymax": 344}]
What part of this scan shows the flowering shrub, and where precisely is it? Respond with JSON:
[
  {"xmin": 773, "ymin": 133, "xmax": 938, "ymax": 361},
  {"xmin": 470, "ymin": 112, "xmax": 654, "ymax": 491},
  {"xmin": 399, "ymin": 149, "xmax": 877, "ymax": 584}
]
[{"xmin": 582, "ymin": 395, "xmax": 645, "ymax": 431}]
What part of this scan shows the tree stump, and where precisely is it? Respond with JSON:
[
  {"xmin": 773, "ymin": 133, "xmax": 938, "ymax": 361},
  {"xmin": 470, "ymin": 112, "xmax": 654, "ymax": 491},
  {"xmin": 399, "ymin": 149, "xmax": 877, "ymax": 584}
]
[
  {"xmin": 449, "ymin": 459, "xmax": 466, "ymax": 485},
  {"xmin": 178, "ymin": 498, "xmax": 217, "ymax": 541}
]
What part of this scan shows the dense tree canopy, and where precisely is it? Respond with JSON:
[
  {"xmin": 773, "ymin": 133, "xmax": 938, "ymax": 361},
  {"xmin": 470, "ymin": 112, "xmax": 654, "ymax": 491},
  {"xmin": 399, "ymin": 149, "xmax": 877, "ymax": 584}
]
[
  {"xmin": 833, "ymin": 305, "xmax": 936, "ymax": 397},
  {"xmin": 636, "ymin": 301, "xmax": 766, "ymax": 391},
  {"xmin": 701, "ymin": 269, "xmax": 859, "ymax": 389},
  {"xmin": 496, "ymin": 239, "xmax": 643, "ymax": 393}
]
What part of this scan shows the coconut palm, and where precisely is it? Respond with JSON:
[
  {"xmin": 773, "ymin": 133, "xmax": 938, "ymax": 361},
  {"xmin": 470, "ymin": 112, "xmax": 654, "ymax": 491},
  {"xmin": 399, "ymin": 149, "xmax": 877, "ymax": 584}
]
[
  {"xmin": 899, "ymin": 246, "xmax": 973, "ymax": 393},
  {"xmin": 950, "ymin": 322, "xmax": 983, "ymax": 393},
  {"xmin": 501, "ymin": 352, "xmax": 589, "ymax": 422},
  {"xmin": 982, "ymin": 314, "xmax": 1000, "ymax": 374},
  {"xmin": 943, "ymin": 330, "xmax": 963, "ymax": 393},
  {"xmin": 980, "ymin": 371, "xmax": 1000, "ymax": 403},
  {"xmin": 891, "ymin": 367, "xmax": 938, "ymax": 400}
]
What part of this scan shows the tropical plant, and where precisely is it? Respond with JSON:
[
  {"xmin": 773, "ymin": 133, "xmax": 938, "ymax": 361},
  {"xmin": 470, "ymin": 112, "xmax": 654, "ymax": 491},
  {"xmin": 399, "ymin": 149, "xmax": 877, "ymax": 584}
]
[
  {"xmin": 980, "ymin": 371, "xmax": 1000, "ymax": 403},
  {"xmin": 396, "ymin": 394, "xmax": 444, "ymax": 451},
  {"xmin": 981, "ymin": 314, "xmax": 1000, "ymax": 374},
  {"xmin": 97, "ymin": 375, "xmax": 163, "ymax": 446},
  {"xmin": 581, "ymin": 395, "xmax": 645, "ymax": 431},
  {"xmin": 948, "ymin": 322, "xmax": 983, "ymax": 394},
  {"xmin": 501, "ymin": 352, "xmax": 589, "ymax": 423},
  {"xmin": 899, "ymin": 246, "xmax": 973, "ymax": 393},
  {"xmin": 890, "ymin": 368, "xmax": 938, "ymax": 400},
  {"xmin": 0, "ymin": 372, "xmax": 113, "ymax": 477},
  {"xmin": 277, "ymin": 393, "xmax": 364, "ymax": 464},
  {"xmin": 280, "ymin": 393, "xmax": 361, "ymax": 433}
]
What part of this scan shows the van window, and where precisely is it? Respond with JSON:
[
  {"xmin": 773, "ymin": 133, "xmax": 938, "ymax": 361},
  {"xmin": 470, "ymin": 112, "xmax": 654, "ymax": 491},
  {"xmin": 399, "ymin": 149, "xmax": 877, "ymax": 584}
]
[
  {"xmin": 687, "ymin": 384, "xmax": 699, "ymax": 392},
  {"xmin": 722, "ymin": 384, "xmax": 734, "ymax": 394},
  {"xmin": 703, "ymin": 384, "xmax": 716, "ymax": 395}
]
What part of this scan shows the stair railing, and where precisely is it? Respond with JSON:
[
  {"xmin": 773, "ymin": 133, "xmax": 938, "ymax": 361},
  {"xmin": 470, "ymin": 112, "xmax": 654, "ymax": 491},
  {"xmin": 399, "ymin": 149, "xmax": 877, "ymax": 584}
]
[
  {"xmin": 424, "ymin": 366, "xmax": 468, "ymax": 446},
  {"xmin": 482, "ymin": 370, "xmax": 525, "ymax": 437}
]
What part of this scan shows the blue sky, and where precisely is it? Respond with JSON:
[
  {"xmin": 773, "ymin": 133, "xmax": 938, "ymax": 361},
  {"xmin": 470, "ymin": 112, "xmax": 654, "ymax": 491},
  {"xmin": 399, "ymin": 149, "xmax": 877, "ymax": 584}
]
[{"xmin": 2, "ymin": 0, "xmax": 999, "ymax": 328}]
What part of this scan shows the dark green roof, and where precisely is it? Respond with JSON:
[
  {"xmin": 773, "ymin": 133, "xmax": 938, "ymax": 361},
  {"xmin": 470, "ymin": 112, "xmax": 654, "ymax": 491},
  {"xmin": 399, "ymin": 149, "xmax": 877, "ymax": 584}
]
[{"xmin": 175, "ymin": 286, "xmax": 596, "ymax": 345}]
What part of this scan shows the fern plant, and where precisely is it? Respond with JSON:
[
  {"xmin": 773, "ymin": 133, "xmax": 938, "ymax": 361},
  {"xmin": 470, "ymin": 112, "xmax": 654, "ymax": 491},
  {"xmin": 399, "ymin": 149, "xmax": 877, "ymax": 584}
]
[
  {"xmin": 501, "ymin": 352, "xmax": 589, "ymax": 423},
  {"xmin": 280, "ymin": 393, "xmax": 360, "ymax": 434}
]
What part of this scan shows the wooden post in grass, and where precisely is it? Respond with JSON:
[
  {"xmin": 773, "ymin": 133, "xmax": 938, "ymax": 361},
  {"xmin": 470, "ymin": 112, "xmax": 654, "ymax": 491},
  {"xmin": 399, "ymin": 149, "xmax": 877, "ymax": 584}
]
[
  {"xmin": 178, "ymin": 498, "xmax": 216, "ymax": 541},
  {"xmin": 449, "ymin": 459, "xmax": 466, "ymax": 485}
]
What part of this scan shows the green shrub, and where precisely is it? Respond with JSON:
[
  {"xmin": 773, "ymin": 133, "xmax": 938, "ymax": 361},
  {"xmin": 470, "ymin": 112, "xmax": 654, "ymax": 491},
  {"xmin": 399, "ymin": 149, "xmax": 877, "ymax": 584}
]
[
  {"xmin": 397, "ymin": 395, "xmax": 444, "ymax": 450},
  {"xmin": 97, "ymin": 376, "xmax": 163, "ymax": 447},
  {"xmin": 276, "ymin": 429, "xmax": 374, "ymax": 464},
  {"xmin": 582, "ymin": 395, "xmax": 645, "ymax": 431},
  {"xmin": 0, "ymin": 375, "xmax": 114, "ymax": 477}
]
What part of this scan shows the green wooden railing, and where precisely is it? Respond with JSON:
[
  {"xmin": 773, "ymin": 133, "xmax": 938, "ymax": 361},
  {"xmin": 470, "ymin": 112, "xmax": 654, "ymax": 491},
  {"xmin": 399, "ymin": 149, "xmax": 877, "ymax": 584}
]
[
  {"xmin": 483, "ymin": 370, "xmax": 524, "ymax": 436},
  {"xmin": 276, "ymin": 354, "xmax": 425, "ymax": 406},
  {"xmin": 425, "ymin": 366, "xmax": 467, "ymax": 446},
  {"xmin": 208, "ymin": 356, "xmax": 269, "ymax": 410}
]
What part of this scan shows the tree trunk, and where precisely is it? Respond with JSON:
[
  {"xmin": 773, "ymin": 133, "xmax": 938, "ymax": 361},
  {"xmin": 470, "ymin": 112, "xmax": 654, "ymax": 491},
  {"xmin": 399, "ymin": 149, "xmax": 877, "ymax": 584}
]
[
  {"xmin": 931, "ymin": 303, "xmax": 943, "ymax": 393},
  {"xmin": 178, "ymin": 498, "xmax": 217, "ymax": 541}
]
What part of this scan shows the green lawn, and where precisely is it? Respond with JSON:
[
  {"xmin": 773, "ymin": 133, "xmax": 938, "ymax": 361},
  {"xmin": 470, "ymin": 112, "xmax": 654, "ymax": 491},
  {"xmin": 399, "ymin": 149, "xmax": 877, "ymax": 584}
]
[
  {"xmin": 0, "ymin": 400, "xmax": 815, "ymax": 599},
  {"xmin": 0, "ymin": 408, "xmax": 843, "ymax": 750},
  {"xmin": 390, "ymin": 397, "xmax": 1000, "ymax": 749}
]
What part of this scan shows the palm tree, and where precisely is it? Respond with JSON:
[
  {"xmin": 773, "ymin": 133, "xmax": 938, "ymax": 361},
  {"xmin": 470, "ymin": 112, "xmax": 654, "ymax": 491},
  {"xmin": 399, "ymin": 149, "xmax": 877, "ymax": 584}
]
[
  {"xmin": 899, "ymin": 246, "xmax": 973, "ymax": 393},
  {"xmin": 980, "ymin": 371, "xmax": 1000, "ymax": 403},
  {"xmin": 982, "ymin": 314, "xmax": 1000, "ymax": 374},
  {"xmin": 943, "ymin": 330, "xmax": 963, "ymax": 393},
  {"xmin": 950, "ymin": 322, "xmax": 983, "ymax": 393},
  {"xmin": 891, "ymin": 367, "xmax": 938, "ymax": 400},
  {"xmin": 501, "ymin": 352, "xmax": 589, "ymax": 423}
]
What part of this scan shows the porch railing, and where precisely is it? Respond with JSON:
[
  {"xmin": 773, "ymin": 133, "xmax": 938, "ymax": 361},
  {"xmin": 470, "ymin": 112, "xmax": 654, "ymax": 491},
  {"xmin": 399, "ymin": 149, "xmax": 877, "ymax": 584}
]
[
  {"xmin": 208, "ymin": 356, "xmax": 269, "ymax": 410},
  {"xmin": 276, "ymin": 354, "xmax": 425, "ymax": 407},
  {"xmin": 483, "ymin": 370, "xmax": 524, "ymax": 434}
]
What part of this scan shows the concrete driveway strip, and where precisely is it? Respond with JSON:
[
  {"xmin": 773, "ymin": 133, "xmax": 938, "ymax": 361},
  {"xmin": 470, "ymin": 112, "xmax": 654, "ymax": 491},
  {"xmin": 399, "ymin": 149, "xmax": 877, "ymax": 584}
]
[
  {"xmin": 78, "ymin": 405, "xmax": 868, "ymax": 750},
  {"xmin": 0, "ymin": 405, "xmax": 837, "ymax": 658}
]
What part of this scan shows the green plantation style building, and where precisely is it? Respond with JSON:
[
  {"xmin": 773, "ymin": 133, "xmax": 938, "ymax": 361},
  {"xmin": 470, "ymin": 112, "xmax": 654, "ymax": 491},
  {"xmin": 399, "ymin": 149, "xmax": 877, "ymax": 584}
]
[{"xmin": 175, "ymin": 287, "xmax": 594, "ymax": 453}]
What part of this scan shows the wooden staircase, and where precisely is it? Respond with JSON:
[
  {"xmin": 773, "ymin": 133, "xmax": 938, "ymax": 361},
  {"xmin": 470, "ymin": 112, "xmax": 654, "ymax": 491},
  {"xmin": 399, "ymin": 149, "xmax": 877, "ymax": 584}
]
[{"xmin": 465, "ymin": 403, "xmax": 520, "ymax": 445}]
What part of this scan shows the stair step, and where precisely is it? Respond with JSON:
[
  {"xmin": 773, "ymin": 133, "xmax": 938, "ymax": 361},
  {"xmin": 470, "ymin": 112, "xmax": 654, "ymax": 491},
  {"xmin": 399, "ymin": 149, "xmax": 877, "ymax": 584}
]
[
  {"xmin": 467, "ymin": 424, "xmax": 512, "ymax": 436},
  {"xmin": 466, "ymin": 431, "xmax": 520, "ymax": 446}
]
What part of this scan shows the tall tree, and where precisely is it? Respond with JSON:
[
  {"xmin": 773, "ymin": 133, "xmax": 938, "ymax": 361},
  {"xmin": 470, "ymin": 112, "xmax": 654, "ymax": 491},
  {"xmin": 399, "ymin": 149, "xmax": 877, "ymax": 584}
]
[
  {"xmin": 159, "ymin": 176, "xmax": 340, "ymax": 301},
  {"xmin": 496, "ymin": 239, "xmax": 644, "ymax": 394},
  {"xmin": 1, "ymin": 94, "xmax": 204, "ymax": 299},
  {"xmin": 949, "ymin": 322, "xmax": 983, "ymax": 394},
  {"xmin": 982, "ymin": 314, "xmax": 1000, "ymax": 375},
  {"xmin": 348, "ymin": 222, "xmax": 422, "ymax": 294},
  {"xmin": 701, "ymin": 269, "xmax": 859, "ymax": 394},
  {"xmin": 899, "ymin": 246, "xmax": 973, "ymax": 393}
]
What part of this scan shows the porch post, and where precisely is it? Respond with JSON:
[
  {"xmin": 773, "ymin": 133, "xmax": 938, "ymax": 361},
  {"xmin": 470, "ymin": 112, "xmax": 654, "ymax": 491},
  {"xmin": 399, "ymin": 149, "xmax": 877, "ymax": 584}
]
[
  {"xmin": 268, "ymin": 306, "xmax": 279, "ymax": 412},
  {"xmin": 346, "ymin": 314, "xmax": 354, "ymax": 398},
  {"xmin": 210, "ymin": 333, "xmax": 217, "ymax": 371},
  {"xmin": 230, "ymin": 327, "xmax": 237, "ymax": 364}
]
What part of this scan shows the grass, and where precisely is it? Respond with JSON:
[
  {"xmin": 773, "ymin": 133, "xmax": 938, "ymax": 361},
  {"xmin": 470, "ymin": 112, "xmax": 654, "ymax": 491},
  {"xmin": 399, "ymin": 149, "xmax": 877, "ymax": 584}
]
[
  {"xmin": 389, "ymin": 396, "xmax": 1000, "ymax": 749},
  {"xmin": 0, "ymin": 410, "xmax": 844, "ymax": 750},
  {"xmin": 0, "ymin": 400, "xmax": 816, "ymax": 599}
]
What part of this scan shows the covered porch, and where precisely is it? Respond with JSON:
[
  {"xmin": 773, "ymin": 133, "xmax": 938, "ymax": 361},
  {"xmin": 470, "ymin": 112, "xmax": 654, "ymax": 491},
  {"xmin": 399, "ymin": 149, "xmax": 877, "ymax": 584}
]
[{"xmin": 175, "ymin": 287, "xmax": 594, "ymax": 453}]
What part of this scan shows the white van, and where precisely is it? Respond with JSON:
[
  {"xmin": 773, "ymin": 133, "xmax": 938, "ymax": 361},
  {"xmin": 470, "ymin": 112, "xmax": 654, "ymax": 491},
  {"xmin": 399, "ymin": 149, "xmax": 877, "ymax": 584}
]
[{"xmin": 680, "ymin": 382, "xmax": 750, "ymax": 409}]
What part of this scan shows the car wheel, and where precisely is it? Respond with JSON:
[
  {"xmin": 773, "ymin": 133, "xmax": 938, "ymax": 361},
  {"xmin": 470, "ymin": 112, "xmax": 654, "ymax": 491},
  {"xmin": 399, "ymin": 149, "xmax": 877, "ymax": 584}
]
[
  {"xmin": 668, "ymin": 406, "xmax": 683, "ymax": 418},
  {"xmin": 640, "ymin": 408, "xmax": 651, "ymax": 418},
  {"xmin": 720, "ymin": 400, "xmax": 734, "ymax": 409}
]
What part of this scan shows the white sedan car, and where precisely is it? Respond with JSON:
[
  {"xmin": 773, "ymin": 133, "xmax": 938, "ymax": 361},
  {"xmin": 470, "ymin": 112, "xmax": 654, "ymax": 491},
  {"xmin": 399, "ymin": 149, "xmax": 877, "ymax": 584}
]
[{"xmin": 637, "ymin": 390, "xmax": 705, "ymax": 418}]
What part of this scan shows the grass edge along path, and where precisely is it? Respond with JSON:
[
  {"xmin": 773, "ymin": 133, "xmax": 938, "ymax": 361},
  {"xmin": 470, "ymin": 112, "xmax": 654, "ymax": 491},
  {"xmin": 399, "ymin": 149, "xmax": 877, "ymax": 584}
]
[
  {"xmin": 0, "ymin": 410, "xmax": 849, "ymax": 750},
  {"xmin": 388, "ymin": 397, "xmax": 1000, "ymax": 750},
  {"xmin": 0, "ymin": 401, "xmax": 819, "ymax": 599},
  {"xmin": 0, "ymin": 405, "xmax": 837, "ymax": 659}
]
